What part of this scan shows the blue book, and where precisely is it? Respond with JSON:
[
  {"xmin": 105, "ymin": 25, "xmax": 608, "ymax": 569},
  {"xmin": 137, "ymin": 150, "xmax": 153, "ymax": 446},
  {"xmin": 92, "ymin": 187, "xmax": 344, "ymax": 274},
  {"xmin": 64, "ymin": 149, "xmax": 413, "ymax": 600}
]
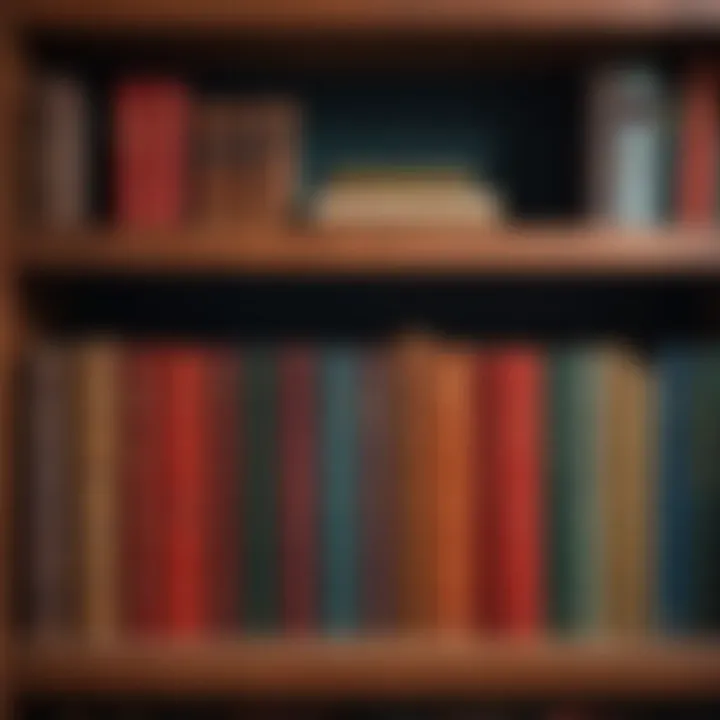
[
  {"xmin": 657, "ymin": 347, "xmax": 695, "ymax": 632},
  {"xmin": 321, "ymin": 346, "xmax": 359, "ymax": 632}
]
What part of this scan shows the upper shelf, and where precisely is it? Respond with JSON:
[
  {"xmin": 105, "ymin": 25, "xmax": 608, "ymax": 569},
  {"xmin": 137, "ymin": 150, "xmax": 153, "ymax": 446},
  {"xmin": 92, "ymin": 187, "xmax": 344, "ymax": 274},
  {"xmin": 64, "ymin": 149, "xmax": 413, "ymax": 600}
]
[
  {"xmin": 11, "ymin": 0, "xmax": 720, "ymax": 35},
  {"xmin": 16, "ymin": 226, "xmax": 720, "ymax": 277}
]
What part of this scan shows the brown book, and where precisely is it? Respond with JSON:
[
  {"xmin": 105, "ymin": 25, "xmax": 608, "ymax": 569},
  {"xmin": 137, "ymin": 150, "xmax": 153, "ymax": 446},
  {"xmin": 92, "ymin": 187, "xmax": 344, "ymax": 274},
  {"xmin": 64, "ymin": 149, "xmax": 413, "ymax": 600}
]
[
  {"xmin": 434, "ymin": 344, "xmax": 475, "ymax": 633},
  {"xmin": 230, "ymin": 99, "xmax": 299, "ymax": 226},
  {"xmin": 192, "ymin": 100, "xmax": 236, "ymax": 223},
  {"xmin": 359, "ymin": 347, "xmax": 398, "ymax": 630},
  {"xmin": 35, "ymin": 76, "xmax": 89, "ymax": 228},
  {"xmin": 27, "ymin": 343, "xmax": 78, "ymax": 636},
  {"xmin": 599, "ymin": 347, "xmax": 655, "ymax": 633},
  {"xmin": 76, "ymin": 340, "xmax": 120, "ymax": 640},
  {"xmin": 395, "ymin": 333, "xmax": 437, "ymax": 629}
]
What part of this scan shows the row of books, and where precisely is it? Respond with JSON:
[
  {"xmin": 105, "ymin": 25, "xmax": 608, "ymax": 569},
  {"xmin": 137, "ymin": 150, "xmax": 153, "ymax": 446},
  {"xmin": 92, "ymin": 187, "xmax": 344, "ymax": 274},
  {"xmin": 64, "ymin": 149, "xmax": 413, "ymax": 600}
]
[
  {"xmin": 33, "ymin": 60, "xmax": 720, "ymax": 231},
  {"xmin": 19, "ymin": 338, "xmax": 720, "ymax": 638}
]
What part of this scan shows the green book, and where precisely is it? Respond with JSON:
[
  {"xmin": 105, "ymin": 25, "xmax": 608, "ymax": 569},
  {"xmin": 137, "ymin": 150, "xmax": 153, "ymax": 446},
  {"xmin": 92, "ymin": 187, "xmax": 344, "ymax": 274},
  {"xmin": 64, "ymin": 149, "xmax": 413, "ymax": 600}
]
[
  {"xmin": 549, "ymin": 347, "xmax": 601, "ymax": 632},
  {"xmin": 691, "ymin": 346, "xmax": 720, "ymax": 631},
  {"xmin": 243, "ymin": 346, "xmax": 279, "ymax": 631}
]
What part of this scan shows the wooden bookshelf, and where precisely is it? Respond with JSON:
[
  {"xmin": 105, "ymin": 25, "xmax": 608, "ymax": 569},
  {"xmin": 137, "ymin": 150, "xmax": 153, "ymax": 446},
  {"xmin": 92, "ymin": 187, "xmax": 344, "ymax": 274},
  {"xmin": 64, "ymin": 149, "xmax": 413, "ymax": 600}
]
[
  {"xmin": 18, "ymin": 227, "xmax": 720, "ymax": 276},
  {"xmin": 11, "ymin": 0, "xmax": 720, "ymax": 35},
  {"xmin": 13, "ymin": 639, "xmax": 720, "ymax": 699}
]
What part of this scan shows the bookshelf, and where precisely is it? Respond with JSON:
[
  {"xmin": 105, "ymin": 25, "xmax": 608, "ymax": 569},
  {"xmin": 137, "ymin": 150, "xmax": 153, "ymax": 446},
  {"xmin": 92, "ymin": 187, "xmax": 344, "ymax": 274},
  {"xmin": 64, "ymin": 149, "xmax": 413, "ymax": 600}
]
[
  {"xmin": 5, "ymin": 1, "xmax": 720, "ymax": 717},
  {"xmin": 17, "ymin": 227, "xmax": 720, "ymax": 276}
]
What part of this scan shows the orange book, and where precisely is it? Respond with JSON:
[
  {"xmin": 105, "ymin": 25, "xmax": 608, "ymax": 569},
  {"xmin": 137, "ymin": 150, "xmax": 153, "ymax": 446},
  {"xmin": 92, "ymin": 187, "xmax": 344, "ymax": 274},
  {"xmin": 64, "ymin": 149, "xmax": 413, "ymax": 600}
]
[
  {"xmin": 395, "ymin": 334, "xmax": 437, "ymax": 629},
  {"xmin": 164, "ymin": 348, "xmax": 210, "ymax": 635},
  {"xmin": 488, "ymin": 346, "xmax": 546, "ymax": 635},
  {"xmin": 434, "ymin": 345, "xmax": 475, "ymax": 632},
  {"xmin": 677, "ymin": 62, "xmax": 719, "ymax": 222}
]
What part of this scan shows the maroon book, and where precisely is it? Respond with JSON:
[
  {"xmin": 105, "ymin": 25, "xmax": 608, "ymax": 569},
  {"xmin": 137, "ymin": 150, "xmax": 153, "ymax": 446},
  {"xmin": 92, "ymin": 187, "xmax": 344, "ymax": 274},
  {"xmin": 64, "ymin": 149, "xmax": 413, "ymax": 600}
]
[
  {"xmin": 360, "ymin": 348, "xmax": 397, "ymax": 630},
  {"xmin": 122, "ymin": 346, "xmax": 169, "ymax": 635},
  {"xmin": 279, "ymin": 345, "xmax": 317, "ymax": 633}
]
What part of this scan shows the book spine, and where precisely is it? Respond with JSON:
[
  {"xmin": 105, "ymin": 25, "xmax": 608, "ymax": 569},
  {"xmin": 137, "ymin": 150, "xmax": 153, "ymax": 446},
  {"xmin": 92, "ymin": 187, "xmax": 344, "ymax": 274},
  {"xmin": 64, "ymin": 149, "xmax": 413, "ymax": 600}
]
[
  {"xmin": 473, "ymin": 351, "xmax": 489, "ymax": 630},
  {"xmin": 280, "ymin": 345, "xmax": 318, "ymax": 633},
  {"xmin": 28, "ymin": 344, "xmax": 75, "ymax": 635},
  {"xmin": 37, "ymin": 76, "xmax": 89, "ymax": 227},
  {"xmin": 207, "ymin": 349, "xmax": 240, "ymax": 632},
  {"xmin": 657, "ymin": 347, "xmax": 695, "ymax": 632},
  {"xmin": 599, "ymin": 349, "xmax": 654, "ymax": 633},
  {"xmin": 395, "ymin": 335, "xmax": 437, "ymax": 629},
  {"xmin": 244, "ymin": 347, "xmax": 280, "ymax": 632},
  {"xmin": 549, "ymin": 349, "xmax": 601, "ymax": 632},
  {"xmin": 321, "ymin": 346, "xmax": 359, "ymax": 632},
  {"xmin": 122, "ymin": 347, "xmax": 167, "ymax": 635},
  {"xmin": 165, "ymin": 348, "xmax": 208, "ymax": 635},
  {"xmin": 78, "ymin": 341, "xmax": 119, "ymax": 640},
  {"xmin": 359, "ymin": 348, "xmax": 397, "ymax": 630},
  {"xmin": 489, "ymin": 347, "xmax": 545, "ymax": 634},
  {"xmin": 435, "ymin": 345, "xmax": 475, "ymax": 632},
  {"xmin": 677, "ymin": 63, "xmax": 718, "ymax": 222}
]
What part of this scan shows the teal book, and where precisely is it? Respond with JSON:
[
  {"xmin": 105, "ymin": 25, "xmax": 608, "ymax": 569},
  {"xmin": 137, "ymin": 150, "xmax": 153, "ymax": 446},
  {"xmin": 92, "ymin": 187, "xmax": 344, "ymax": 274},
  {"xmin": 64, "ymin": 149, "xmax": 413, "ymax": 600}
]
[
  {"xmin": 691, "ymin": 346, "xmax": 720, "ymax": 631},
  {"xmin": 243, "ymin": 347, "xmax": 280, "ymax": 632},
  {"xmin": 549, "ymin": 347, "xmax": 601, "ymax": 632},
  {"xmin": 321, "ymin": 346, "xmax": 359, "ymax": 632}
]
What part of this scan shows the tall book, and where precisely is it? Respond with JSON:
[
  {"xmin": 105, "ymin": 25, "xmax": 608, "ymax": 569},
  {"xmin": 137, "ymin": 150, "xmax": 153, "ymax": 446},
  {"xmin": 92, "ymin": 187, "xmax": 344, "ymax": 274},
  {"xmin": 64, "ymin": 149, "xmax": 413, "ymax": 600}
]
[
  {"xmin": 690, "ymin": 346, "xmax": 720, "ymax": 630},
  {"xmin": 586, "ymin": 64, "xmax": 667, "ymax": 225},
  {"xmin": 395, "ymin": 334, "xmax": 437, "ymax": 629},
  {"xmin": 657, "ymin": 346, "xmax": 696, "ymax": 632},
  {"xmin": 164, "ymin": 348, "xmax": 210, "ymax": 635},
  {"xmin": 121, "ymin": 346, "xmax": 168, "ymax": 634},
  {"xmin": 434, "ymin": 345, "xmax": 475, "ymax": 632},
  {"xmin": 192, "ymin": 100, "xmax": 235, "ymax": 222},
  {"xmin": 77, "ymin": 341, "xmax": 119, "ymax": 640},
  {"xmin": 359, "ymin": 347, "xmax": 398, "ymax": 630},
  {"xmin": 473, "ymin": 351, "xmax": 489, "ymax": 629},
  {"xmin": 598, "ymin": 347, "xmax": 655, "ymax": 633},
  {"xmin": 548, "ymin": 348, "xmax": 602, "ymax": 633},
  {"xmin": 321, "ymin": 346, "xmax": 359, "ymax": 632},
  {"xmin": 279, "ymin": 345, "xmax": 318, "ymax": 633},
  {"xmin": 231, "ymin": 100, "xmax": 299, "ymax": 226},
  {"xmin": 677, "ymin": 63, "xmax": 719, "ymax": 222},
  {"xmin": 243, "ymin": 347, "xmax": 280, "ymax": 631},
  {"xmin": 207, "ymin": 349, "xmax": 240, "ymax": 632},
  {"xmin": 114, "ymin": 80, "xmax": 189, "ymax": 228},
  {"xmin": 27, "ymin": 344, "xmax": 77, "ymax": 635},
  {"xmin": 35, "ymin": 76, "xmax": 89, "ymax": 228},
  {"xmin": 487, "ymin": 346, "xmax": 545, "ymax": 634}
]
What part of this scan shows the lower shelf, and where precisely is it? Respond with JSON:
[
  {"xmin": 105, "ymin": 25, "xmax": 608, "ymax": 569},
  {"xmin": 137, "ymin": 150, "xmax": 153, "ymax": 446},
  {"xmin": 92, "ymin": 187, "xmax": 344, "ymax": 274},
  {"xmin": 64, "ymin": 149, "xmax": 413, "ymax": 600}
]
[{"xmin": 12, "ymin": 638, "xmax": 720, "ymax": 699}]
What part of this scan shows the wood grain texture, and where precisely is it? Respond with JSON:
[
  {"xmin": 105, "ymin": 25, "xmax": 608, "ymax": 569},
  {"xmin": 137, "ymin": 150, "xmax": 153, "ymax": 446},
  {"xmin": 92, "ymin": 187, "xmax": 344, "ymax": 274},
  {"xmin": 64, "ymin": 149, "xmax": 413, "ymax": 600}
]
[
  {"xmin": 17, "ymin": 226, "xmax": 720, "ymax": 276},
  {"xmin": 13, "ymin": 639, "xmax": 720, "ymax": 699},
  {"xmin": 10, "ymin": 0, "xmax": 710, "ymax": 34},
  {"xmin": 0, "ymin": 20, "xmax": 24, "ymax": 720}
]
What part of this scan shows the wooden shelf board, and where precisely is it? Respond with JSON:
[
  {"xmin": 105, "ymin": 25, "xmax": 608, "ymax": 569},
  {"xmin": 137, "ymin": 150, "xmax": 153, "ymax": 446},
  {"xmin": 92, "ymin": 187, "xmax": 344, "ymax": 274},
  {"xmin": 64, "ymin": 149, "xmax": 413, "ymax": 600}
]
[
  {"xmin": 13, "ymin": 639, "xmax": 720, "ymax": 699},
  {"xmin": 11, "ymin": 0, "xmax": 718, "ymax": 34},
  {"xmin": 16, "ymin": 226, "xmax": 720, "ymax": 277}
]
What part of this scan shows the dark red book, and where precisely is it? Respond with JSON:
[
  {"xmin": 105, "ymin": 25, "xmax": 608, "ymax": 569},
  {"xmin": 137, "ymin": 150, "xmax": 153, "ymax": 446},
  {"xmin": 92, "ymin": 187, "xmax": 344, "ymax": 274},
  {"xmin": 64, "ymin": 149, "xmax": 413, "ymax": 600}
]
[
  {"xmin": 359, "ymin": 348, "xmax": 397, "ymax": 630},
  {"xmin": 164, "ymin": 348, "xmax": 209, "ymax": 635},
  {"xmin": 279, "ymin": 345, "xmax": 317, "ymax": 632},
  {"xmin": 114, "ymin": 79, "xmax": 189, "ymax": 228},
  {"xmin": 677, "ymin": 63, "xmax": 719, "ymax": 222},
  {"xmin": 206, "ymin": 349, "xmax": 241, "ymax": 632},
  {"xmin": 122, "ymin": 347, "xmax": 168, "ymax": 635},
  {"xmin": 487, "ymin": 347, "xmax": 545, "ymax": 635}
]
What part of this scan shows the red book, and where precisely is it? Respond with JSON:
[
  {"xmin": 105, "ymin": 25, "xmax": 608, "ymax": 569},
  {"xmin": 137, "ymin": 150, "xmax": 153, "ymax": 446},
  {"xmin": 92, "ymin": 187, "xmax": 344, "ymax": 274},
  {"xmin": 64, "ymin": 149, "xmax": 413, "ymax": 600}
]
[
  {"xmin": 114, "ymin": 79, "xmax": 189, "ymax": 228},
  {"xmin": 677, "ymin": 63, "xmax": 719, "ymax": 222},
  {"xmin": 279, "ymin": 346, "xmax": 317, "ymax": 632},
  {"xmin": 122, "ymin": 347, "xmax": 168, "ymax": 635},
  {"xmin": 164, "ymin": 348, "xmax": 209, "ymax": 635},
  {"xmin": 474, "ymin": 351, "xmax": 490, "ymax": 630},
  {"xmin": 487, "ymin": 347, "xmax": 545, "ymax": 635}
]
